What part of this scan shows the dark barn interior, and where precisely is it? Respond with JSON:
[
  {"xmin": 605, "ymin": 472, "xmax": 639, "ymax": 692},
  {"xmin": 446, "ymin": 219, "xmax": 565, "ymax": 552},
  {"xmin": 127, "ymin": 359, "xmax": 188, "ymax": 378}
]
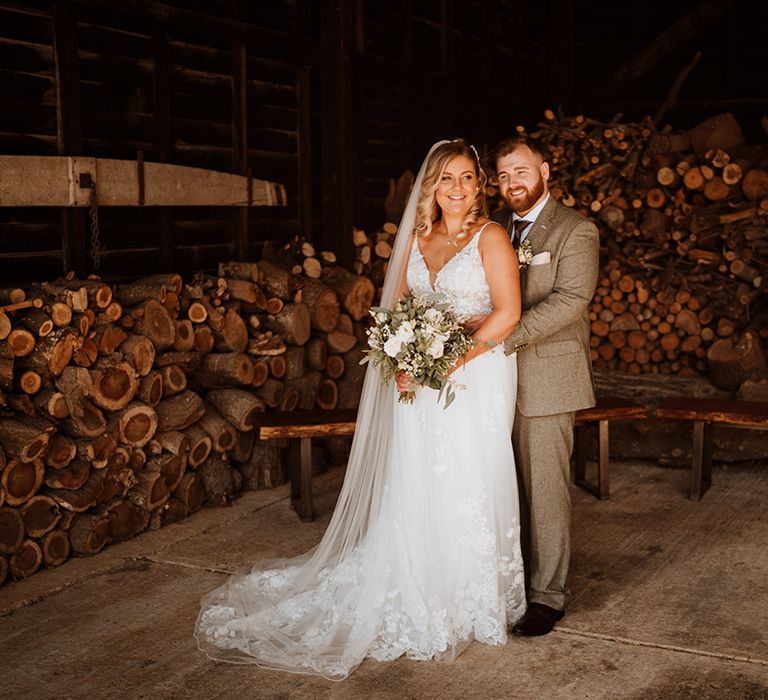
[{"xmin": 0, "ymin": 1, "xmax": 767, "ymax": 697}]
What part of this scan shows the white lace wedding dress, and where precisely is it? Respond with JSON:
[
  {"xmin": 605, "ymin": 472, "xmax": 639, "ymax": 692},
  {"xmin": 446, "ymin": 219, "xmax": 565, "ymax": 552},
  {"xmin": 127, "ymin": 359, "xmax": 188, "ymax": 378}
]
[{"xmin": 195, "ymin": 224, "xmax": 525, "ymax": 679}]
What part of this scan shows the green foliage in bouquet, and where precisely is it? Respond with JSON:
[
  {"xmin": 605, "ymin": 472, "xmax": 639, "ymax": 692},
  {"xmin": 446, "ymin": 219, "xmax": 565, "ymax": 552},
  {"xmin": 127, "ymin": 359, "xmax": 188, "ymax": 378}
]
[{"xmin": 361, "ymin": 293, "xmax": 472, "ymax": 408}]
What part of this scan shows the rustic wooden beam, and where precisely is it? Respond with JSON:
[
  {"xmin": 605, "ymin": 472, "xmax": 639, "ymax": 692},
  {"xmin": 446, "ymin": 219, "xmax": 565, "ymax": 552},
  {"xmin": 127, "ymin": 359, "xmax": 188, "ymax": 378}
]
[
  {"xmin": 52, "ymin": 1, "xmax": 86, "ymax": 276},
  {"xmin": 296, "ymin": 65, "xmax": 313, "ymax": 243},
  {"xmin": 592, "ymin": 0, "xmax": 739, "ymax": 97},
  {"xmin": 151, "ymin": 24, "xmax": 173, "ymax": 271},
  {"xmin": 0, "ymin": 156, "xmax": 286, "ymax": 207},
  {"xmin": 231, "ymin": 0, "xmax": 249, "ymax": 261},
  {"xmin": 320, "ymin": 0, "xmax": 354, "ymax": 264}
]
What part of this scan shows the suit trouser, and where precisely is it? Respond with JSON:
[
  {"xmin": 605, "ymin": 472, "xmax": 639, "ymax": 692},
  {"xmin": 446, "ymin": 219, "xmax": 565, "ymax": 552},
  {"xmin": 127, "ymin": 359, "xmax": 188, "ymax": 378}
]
[{"xmin": 513, "ymin": 409, "xmax": 575, "ymax": 610}]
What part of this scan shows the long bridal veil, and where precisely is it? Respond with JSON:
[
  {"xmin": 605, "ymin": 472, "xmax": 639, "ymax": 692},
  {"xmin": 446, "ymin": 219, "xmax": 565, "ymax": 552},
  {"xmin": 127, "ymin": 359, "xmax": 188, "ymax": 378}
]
[{"xmin": 195, "ymin": 141, "xmax": 450, "ymax": 677}]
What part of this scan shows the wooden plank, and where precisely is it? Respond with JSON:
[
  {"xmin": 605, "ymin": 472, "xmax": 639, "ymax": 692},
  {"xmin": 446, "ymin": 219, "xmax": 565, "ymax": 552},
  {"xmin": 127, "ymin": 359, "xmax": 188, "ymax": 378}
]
[
  {"xmin": 0, "ymin": 156, "xmax": 286, "ymax": 207},
  {"xmin": 655, "ymin": 398, "xmax": 768, "ymax": 427},
  {"xmin": 576, "ymin": 398, "xmax": 648, "ymax": 423},
  {"xmin": 52, "ymin": 2, "xmax": 86, "ymax": 276},
  {"xmin": 296, "ymin": 64, "xmax": 313, "ymax": 242},
  {"xmin": 231, "ymin": 1, "xmax": 249, "ymax": 261}
]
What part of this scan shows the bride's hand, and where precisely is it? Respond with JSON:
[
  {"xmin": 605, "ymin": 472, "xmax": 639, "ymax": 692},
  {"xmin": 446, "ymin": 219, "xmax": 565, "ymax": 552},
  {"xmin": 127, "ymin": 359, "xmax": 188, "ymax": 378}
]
[{"xmin": 395, "ymin": 371, "xmax": 413, "ymax": 392}]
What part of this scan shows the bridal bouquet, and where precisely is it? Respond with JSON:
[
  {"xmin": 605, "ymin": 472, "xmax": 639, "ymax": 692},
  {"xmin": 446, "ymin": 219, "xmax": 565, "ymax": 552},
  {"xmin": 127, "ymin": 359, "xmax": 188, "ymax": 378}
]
[{"xmin": 362, "ymin": 293, "xmax": 472, "ymax": 407}]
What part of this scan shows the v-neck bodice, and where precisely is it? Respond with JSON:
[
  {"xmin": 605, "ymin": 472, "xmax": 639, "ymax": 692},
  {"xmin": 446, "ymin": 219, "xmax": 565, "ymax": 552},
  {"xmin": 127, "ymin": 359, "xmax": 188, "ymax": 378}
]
[{"xmin": 407, "ymin": 223, "xmax": 493, "ymax": 317}]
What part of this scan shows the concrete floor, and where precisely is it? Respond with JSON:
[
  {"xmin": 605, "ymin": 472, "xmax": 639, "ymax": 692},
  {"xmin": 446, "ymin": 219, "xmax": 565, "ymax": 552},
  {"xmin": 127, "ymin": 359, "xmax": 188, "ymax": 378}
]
[{"xmin": 2, "ymin": 460, "xmax": 767, "ymax": 700}]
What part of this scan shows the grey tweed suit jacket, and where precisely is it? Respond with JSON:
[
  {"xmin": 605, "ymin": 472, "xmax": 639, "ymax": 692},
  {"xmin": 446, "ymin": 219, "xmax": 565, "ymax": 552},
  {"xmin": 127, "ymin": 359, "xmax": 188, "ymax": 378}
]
[{"xmin": 493, "ymin": 197, "xmax": 600, "ymax": 417}]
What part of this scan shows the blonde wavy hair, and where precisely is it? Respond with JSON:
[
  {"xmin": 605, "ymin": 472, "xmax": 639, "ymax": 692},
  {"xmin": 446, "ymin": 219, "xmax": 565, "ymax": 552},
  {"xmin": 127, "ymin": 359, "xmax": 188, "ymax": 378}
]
[{"xmin": 414, "ymin": 139, "xmax": 488, "ymax": 240}]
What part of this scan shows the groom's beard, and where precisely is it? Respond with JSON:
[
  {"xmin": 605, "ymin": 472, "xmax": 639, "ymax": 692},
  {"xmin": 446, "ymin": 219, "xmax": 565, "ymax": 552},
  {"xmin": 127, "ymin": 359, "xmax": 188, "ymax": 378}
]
[{"xmin": 502, "ymin": 175, "xmax": 545, "ymax": 214}]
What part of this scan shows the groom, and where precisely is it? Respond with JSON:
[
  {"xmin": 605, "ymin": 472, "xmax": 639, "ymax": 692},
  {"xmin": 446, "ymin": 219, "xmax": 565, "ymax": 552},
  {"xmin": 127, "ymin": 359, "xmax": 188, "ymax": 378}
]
[{"xmin": 493, "ymin": 135, "xmax": 599, "ymax": 635}]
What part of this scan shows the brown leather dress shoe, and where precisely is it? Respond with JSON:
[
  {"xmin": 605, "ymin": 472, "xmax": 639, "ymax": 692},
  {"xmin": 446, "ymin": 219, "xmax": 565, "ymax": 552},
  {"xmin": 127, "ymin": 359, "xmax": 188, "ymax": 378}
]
[{"xmin": 511, "ymin": 603, "xmax": 565, "ymax": 636}]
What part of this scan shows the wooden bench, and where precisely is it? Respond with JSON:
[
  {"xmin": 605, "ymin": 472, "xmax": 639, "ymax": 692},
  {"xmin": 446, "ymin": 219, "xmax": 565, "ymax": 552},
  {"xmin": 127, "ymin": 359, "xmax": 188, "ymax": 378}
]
[
  {"xmin": 255, "ymin": 398, "xmax": 648, "ymax": 521},
  {"xmin": 573, "ymin": 397, "xmax": 649, "ymax": 500},
  {"xmin": 255, "ymin": 409, "xmax": 357, "ymax": 522},
  {"xmin": 654, "ymin": 397, "xmax": 768, "ymax": 500}
]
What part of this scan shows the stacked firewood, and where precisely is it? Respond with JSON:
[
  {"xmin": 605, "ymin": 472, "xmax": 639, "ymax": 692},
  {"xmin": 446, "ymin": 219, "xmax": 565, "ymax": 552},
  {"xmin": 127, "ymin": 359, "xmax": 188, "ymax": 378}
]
[
  {"xmin": 0, "ymin": 256, "xmax": 374, "ymax": 584},
  {"xmin": 486, "ymin": 110, "xmax": 768, "ymax": 384}
]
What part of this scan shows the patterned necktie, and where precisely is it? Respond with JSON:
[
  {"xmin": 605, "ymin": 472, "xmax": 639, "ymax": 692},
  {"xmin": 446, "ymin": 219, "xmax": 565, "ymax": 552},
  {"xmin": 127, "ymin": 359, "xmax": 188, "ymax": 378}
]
[{"xmin": 512, "ymin": 219, "xmax": 531, "ymax": 249}]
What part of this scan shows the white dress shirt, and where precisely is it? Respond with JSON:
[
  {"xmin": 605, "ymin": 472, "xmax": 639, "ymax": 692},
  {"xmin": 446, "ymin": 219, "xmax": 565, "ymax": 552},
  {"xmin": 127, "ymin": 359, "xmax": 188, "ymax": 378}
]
[{"xmin": 512, "ymin": 193, "xmax": 550, "ymax": 242}]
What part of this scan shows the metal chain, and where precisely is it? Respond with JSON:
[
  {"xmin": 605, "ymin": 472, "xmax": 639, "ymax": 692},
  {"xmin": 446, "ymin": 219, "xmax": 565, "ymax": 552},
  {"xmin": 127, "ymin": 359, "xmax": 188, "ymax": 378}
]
[{"xmin": 88, "ymin": 183, "xmax": 101, "ymax": 270}]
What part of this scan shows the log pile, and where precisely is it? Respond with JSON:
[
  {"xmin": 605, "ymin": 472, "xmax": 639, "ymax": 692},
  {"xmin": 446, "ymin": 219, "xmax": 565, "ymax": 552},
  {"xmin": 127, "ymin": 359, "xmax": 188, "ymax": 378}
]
[
  {"xmin": 486, "ymin": 110, "xmax": 768, "ymax": 385},
  {"xmin": 0, "ymin": 255, "xmax": 374, "ymax": 584}
]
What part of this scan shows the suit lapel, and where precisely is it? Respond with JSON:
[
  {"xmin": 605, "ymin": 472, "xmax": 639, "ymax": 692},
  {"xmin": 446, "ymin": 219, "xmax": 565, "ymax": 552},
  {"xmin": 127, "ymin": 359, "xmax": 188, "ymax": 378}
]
[{"xmin": 524, "ymin": 196, "xmax": 558, "ymax": 253}]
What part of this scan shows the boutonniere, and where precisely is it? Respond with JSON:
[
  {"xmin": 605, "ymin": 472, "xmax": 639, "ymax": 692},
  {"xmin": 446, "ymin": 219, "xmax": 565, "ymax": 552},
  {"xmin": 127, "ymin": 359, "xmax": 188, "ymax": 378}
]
[{"xmin": 517, "ymin": 239, "xmax": 534, "ymax": 269}]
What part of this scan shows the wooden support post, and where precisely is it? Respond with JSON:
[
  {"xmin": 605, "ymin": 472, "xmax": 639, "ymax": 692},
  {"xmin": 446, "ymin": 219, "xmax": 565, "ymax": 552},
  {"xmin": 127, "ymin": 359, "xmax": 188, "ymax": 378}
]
[
  {"xmin": 321, "ymin": 0, "xmax": 355, "ymax": 264},
  {"xmin": 297, "ymin": 65, "xmax": 313, "ymax": 243},
  {"xmin": 152, "ymin": 24, "xmax": 173, "ymax": 271},
  {"xmin": 690, "ymin": 420, "xmax": 713, "ymax": 501},
  {"xmin": 53, "ymin": 2, "xmax": 86, "ymax": 276},
  {"xmin": 289, "ymin": 437, "xmax": 314, "ymax": 522},
  {"xmin": 231, "ymin": 0, "xmax": 249, "ymax": 261}
]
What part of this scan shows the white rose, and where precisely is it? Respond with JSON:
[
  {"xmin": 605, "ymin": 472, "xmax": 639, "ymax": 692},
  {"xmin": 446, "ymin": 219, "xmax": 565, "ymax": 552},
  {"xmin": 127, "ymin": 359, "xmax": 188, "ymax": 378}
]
[
  {"xmin": 395, "ymin": 321, "xmax": 415, "ymax": 342},
  {"xmin": 376, "ymin": 312, "xmax": 388, "ymax": 323},
  {"xmin": 427, "ymin": 339, "xmax": 445, "ymax": 358},
  {"xmin": 384, "ymin": 336, "xmax": 404, "ymax": 357},
  {"xmin": 423, "ymin": 308, "xmax": 441, "ymax": 324}
]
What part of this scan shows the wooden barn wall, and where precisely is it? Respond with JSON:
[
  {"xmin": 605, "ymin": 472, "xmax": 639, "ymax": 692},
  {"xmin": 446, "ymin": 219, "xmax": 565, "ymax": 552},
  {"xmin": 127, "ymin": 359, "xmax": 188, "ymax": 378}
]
[{"xmin": 0, "ymin": 0, "xmax": 546, "ymax": 283}]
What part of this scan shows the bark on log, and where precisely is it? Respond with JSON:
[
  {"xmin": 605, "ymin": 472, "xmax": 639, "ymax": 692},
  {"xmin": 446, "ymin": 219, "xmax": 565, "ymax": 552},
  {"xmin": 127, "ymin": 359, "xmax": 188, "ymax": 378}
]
[
  {"xmin": 127, "ymin": 469, "xmax": 169, "ymax": 511},
  {"xmin": 48, "ymin": 472, "xmax": 105, "ymax": 512},
  {"xmin": 137, "ymin": 370, "xmax": 163, "ymax": 406},
  {"xmin": 263, "ymin": 303, "xmax": 311, "ymax": 346},
  {"xmin": 132, "ymin": 299, "xmax": 175, "ymax": 351},
  {"xmin": 89, "ymin": 358, "xmax": 138, "ymax": 411},
  {"xmin": 198, "ymin": 452, "xmax": 236, "ymax": 506},
  {"xmin": 161, "ymin": 364, "xmax": 187, "ymax": 397},
  {"xmin": 198, "ymin": 406, "xmax": 237, "ymax": 453},
  {"xmin": 299, "ymin": 278, "xmax": 340, "ymax": 332},
  {"xmin": 283, "ymin": 346, "xmax": 307, "ymax": 379},
  {"xmin": 41, "ymin": 528, "xmax": 70, "ymax": 566},
  {"xmin": 183, "ymin": 423, "xmax": 212, "ymax": 468},
  {"xmin": 68, "ymin": 511, "xmax": 110, "ymax": 555},
  {"xmin": 258, "ymin": 260, "xmax": 293, "ymax": 299},
  {"xmin": 326, "ymin": 355, "xmax": 346, "ymax": 379},
  {"xmin": 0, "ymin": 419, "xmax": 50, "ymax": 463},
  {"xmin": 0, "ymin": 506, "xmax": 24, "ymax": 554},
  {"xmin": 707, "ymin": 330, "xmax": 768, "ymax": 390},
  {"xmin": 114, "ymin": 402, "xmax": 158, "ymax": 447},
  {"xmin": 173, "ymin": 472, "xmax": 205, "ymax": 514},
  {"xmin": 21, "ymin": 494, "xmax": 61, "ymax": 537},
  {"xmin": 205, "ymin": 388, "xmax": 264, "ymax": 431},
  {"xmin": 286, "ymin": 371, "xmax": 322, "ymax": 410},
  {"xmin": 2, "ymin": 458, "xmax": 44, "ymax": 506},
  {"xmin": 213, "ymin": 308, "xmax": 248, "ymax": 352},
  {"xmin": 155, "ymin": 390, "xmax": 206, "ymax": 432},
  {"xmin": 195, "ymin": 352, "xmax": 254, "ymax": 388},
  {"xmin": 10, "ymin": 539, "xmax": 42, "ymax": 578},
  {"xmin": 229, "ymin": 429, "xmax": 254, "ymax": 463},
  {"xmin": 120, "ymin": 334, "xmax": 156, "ymax": 377},
  {"xmin": 100, "ymin": 499, "xmax": 150, "ymax": 541},
  {"xmin": 317, "ymin": 379, "xmax": 338, "ymax": 410},
  {"xmin": 251, "ymin": 359, "xmax": 269, "ymax": 387},
  {"xmin": 44, "ymin": 458, "xmax": 90, "ymax": 490},
  {"xmin": 321, "ymin": 267, "xmax": 375, "ymax": 321},
  {"xmin": 173, "ymin": 319, "xmax": 195, "ymax": 352},
  {"xmin": 253, "ymin": 377, "xmax": 285, "ymax": 409},
  {"xmin": 43, "ymin": 434, "xmax": 77, "ymax": 470}
]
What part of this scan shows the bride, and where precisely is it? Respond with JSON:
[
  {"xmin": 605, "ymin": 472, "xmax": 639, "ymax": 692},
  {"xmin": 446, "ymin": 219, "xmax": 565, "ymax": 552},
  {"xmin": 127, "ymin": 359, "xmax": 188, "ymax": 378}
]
[{"xmin": 195, "ymin": 140, "xmax": 525, "ymax": 680}]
